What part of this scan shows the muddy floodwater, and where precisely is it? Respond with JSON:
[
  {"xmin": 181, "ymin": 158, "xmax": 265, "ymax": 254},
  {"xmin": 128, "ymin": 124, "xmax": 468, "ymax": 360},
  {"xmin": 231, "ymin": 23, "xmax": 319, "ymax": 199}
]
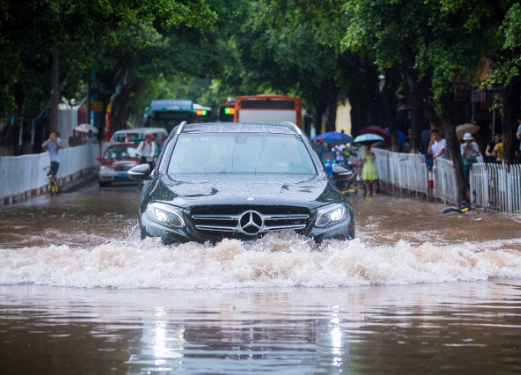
[{"xmin": 1, "ymin": 184, "xmax": 521, "ymax": 374}]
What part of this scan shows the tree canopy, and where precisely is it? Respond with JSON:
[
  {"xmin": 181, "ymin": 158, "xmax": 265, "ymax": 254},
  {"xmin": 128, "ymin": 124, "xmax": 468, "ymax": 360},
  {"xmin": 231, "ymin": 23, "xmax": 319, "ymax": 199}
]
[{"xmin": 1, "ymin": 0, "xmax": 520, "ymax": 191}]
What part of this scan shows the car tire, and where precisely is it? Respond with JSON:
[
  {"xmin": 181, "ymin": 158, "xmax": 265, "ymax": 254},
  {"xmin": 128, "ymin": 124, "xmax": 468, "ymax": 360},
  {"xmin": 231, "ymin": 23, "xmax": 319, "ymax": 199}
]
[
  {"xmin": 140, "ymin": 226, "xmax": 151, "ymax": 240},
  {"xmin": 99, "ymin": 181, "xmax": 110, "ymax": 187}
]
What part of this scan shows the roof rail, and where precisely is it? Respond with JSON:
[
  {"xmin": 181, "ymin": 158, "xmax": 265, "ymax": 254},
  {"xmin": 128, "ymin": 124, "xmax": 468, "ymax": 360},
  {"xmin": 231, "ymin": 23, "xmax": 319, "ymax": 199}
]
[
  {"xmin": 176, "ymin": 121, "xmax": 187, "ymax": 135},
  {"xmin": 280, "ymin": 121, "xmax": 302, "ymax": 136}
]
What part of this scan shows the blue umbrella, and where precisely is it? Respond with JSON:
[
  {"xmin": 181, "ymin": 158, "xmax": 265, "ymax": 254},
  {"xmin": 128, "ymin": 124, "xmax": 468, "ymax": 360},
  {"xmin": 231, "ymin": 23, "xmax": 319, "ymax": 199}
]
[
  {"xmin": 312, "ymin": 132, "xmax": 353, "ymax": 144},
  {"xmin": 353, "ymin": 134, "xmax": 385, "ymax": 145}
]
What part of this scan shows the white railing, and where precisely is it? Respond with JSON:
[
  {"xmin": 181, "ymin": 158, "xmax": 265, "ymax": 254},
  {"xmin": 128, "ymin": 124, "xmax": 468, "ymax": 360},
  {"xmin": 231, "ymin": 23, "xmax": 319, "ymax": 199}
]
[
  {"xmin": 374, "ymin": 149, "xmax": 521, "ymax": 212},
  {"xmin": 373, "ymin": 149, "xmax": 456, "ymax": 204},
  {"xmin": 373, "ymin": 149, "xmax": 428, "ymax": 193},
  {"xmin": 470, "ymin": 163, "xmax": 521, "ymax": 213},
  {"xmin": 433, "ymin": 158, "xmax": 458, "ymax": 204},
  {"xmin": 0, "ymin": 144, "xmax": 99, "ymax": 204}
]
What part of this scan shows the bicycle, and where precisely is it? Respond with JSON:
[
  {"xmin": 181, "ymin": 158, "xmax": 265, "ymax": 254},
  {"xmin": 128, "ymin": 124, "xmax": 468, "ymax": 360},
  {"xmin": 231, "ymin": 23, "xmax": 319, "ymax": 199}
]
[
  {"xmin": 442, "ymin": 191, "xmax": 492, "ymax": 214},
  {"xmin": 44, "ymin": 167, "xmax": 60, "ymax": 196},
  {"xmin": 339, "ymin": 161, "xmax": 367, "ymax": 197}
]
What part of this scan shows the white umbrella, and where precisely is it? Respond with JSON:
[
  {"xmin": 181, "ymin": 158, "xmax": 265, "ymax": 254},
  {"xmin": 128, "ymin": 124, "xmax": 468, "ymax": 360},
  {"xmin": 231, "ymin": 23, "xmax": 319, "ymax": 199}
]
[{"xmin": 74, "ymin": 123, "xmax": 99, "ymax": 133}]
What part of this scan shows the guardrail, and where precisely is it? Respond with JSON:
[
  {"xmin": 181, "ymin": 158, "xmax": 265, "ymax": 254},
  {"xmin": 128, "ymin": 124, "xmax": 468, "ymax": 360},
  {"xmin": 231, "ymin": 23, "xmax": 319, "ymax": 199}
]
[
  {"xmin": 373, "ymin": 149, "xmax": 457, "ymax": 204},
  {"xmin": 433, "ymin": 158, "xmax": 458, "ymax": 204},
  {"xmin": 374, "ymin": 149, "xmax": 521, "ymax": 212},
  {"xmin": 0, "ymin": 144, "xmax": 99, "ymax": 205},
  {"xmin": 470, "ymin": 163, "xmax": 521, "ymax": 213}
]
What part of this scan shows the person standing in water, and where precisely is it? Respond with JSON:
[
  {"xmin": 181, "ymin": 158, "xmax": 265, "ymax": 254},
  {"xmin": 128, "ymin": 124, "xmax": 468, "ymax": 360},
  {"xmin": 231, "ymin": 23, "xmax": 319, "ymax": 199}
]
[{"xmin": 362, "ymin": 145, "xmax": 378, "ymax": 196}]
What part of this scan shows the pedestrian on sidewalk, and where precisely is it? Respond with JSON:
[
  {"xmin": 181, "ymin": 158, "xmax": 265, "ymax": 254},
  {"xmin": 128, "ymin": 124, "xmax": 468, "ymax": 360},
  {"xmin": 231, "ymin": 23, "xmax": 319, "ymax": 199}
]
[
  {"xmin": 427, "ymin": 129, "xmax": 447, "ymax": 164},
  {"xmin": 69, "ymin": 130, "xmax": 79, "ymax": 147},
  {"xmin": 493, "ymin": 134, "xmax": 504, "ymax": 164},
  {"xmin": 460, "ymin": 133, "xmax": 481, "ymax": 189},
  {"xmin": 85, "ymin": 130, "xmax": 97, "ymax": 144},
  {"xmin": 137, "ymin": 133, "xmax": 158, "ymax": 170},
  {"xmin": 460, "ymin": 133, "xmax": 481, "ymax": 162},
  {"xmin": 42, "ymin": 131, "xmax": 63, "ymax": 177},
  {"xmin": 486, "ymin": 133, "xmax": 502, "ymax": 163},
  {"xmin": 362, "ymin": 145, "xmax": 378, "ymax": 196}
]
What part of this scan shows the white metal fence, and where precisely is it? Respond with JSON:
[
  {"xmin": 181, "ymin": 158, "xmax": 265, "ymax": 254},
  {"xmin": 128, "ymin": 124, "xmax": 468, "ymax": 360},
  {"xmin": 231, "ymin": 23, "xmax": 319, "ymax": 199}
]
[
  {"xmin": 470, "ymin": 163, "xmax": 521, "ymax": 213},
  {"xmin": 433, "ymin": 158, "xmax": 459, "ymax": 204},
  {"xmin": 374, "ymin": 149, "xmax": 521, "ymax": 212},
  {"xmin": 373, "ymin": 149, "xmax": 457, "ymax": 204},
  {"xmin": 0, "ymin": 144, "xmax": 99, "ymax": 204}
]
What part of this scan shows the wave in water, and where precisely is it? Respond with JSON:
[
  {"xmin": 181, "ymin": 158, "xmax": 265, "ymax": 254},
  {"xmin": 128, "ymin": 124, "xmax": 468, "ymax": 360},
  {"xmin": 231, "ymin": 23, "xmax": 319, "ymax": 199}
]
[{"xmin": 1, "ymin": 233, "xmax": 521, "ymax": 289}]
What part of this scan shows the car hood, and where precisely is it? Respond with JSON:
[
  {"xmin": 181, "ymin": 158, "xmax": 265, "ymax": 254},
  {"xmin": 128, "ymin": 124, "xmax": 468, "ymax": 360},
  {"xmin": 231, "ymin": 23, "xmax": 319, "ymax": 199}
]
[{"xmin": 153, "ymin": 174, "xmax": 341, "ymax": 209}]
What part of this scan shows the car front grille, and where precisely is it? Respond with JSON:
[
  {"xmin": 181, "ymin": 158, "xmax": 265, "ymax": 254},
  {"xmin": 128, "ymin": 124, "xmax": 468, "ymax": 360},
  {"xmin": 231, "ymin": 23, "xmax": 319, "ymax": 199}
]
[
  {"xmin": 114, "ymin": 166, "xmax": 133, "ymax": 171},
  {"xmin": 190, "ymin": 206, "xmax": 311, "ymax": 236}
]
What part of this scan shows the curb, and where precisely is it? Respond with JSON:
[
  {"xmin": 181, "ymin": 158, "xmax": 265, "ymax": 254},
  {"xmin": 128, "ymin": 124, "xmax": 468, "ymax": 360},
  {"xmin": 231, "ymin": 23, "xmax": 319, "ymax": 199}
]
[
  {"xmin": 1, "ymin": 168, "xmax": 97, "ymax": 206},
  {"xmin": 60, "ymin": 173, "xmax": 97, "ymax": 193}
]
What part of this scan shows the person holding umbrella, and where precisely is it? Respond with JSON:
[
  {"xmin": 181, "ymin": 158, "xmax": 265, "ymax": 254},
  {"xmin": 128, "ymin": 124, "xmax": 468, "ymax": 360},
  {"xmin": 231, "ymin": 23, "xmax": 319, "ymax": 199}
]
[
  {"xmin": 362, "ymin": 145, "xmax": 378, "ymax": 196},
  {"xmin": 354, "ymin": 134, "xmax": 383, "ymax": 196}
]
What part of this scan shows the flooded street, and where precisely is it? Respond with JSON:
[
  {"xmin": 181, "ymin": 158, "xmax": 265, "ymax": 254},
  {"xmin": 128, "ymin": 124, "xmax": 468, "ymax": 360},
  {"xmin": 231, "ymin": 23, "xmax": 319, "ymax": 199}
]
[{"xmin": 1, "ymin": 184, "xmax": 521, "ymax": 374}]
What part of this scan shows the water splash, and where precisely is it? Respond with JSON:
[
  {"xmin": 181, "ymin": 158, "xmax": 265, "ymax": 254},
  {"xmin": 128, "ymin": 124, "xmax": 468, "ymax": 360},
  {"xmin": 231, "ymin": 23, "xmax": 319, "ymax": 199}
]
[{"xmin": 1, "ymin": 232, "xmax": 521, "ymax": 289}]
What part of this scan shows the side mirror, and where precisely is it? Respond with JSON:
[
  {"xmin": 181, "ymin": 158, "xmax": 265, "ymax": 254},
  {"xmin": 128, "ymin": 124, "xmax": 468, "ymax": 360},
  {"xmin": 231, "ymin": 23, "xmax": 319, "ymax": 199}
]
[
  {"xmin": 332, "ymin": 164, "xmax": 353, "ymax": 180},
  {"xmin": 96, "ymin": 156, "xmax": 102, "ymax": 161},
  {"xmin": 128, "ymin": 164, "xmax": 152, "ymax": 181}
]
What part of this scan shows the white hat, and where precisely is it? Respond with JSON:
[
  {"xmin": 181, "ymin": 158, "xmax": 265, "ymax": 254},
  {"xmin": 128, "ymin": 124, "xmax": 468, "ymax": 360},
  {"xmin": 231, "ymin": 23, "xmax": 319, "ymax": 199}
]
[{"xmin": 462, "ymin": 133, "xmax": 473, "ymax": 141}]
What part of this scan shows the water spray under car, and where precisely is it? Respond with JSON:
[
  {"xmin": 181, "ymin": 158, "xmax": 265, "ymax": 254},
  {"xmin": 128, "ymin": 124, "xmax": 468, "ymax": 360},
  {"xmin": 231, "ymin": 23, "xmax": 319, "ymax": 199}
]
[{"xmin": 129, "ymin": 121, "xmax": 355, "ymax": 244}]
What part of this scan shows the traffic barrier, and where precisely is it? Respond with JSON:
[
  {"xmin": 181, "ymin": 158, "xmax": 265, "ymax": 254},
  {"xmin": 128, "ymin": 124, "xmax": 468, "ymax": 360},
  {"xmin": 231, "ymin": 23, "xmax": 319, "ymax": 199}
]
[
  {"xmin": 0, "ymin": 144, "xmax": 99, "ymax": 205},
  {"xmin": 433, "ymin": 158, "xmax": 458, "ymax": 204},
  {"xmin": 374, "ymin": 149, "xmax": 456, "ymax": 204},
  {"xmin": 470, "ymin": 163, "xmax": 521, "ymax": 213},
  {"xmin": 373, "ymin": 149, "xmax": 429, "ymax": 196},
  {"xmin": 374, "ymin": 149, "xmax": 520, "ymax": 212}
]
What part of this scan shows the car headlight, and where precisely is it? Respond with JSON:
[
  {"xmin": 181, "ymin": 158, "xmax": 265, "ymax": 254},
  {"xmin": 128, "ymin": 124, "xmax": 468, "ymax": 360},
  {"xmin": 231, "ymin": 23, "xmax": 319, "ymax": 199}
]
[
  {"xmin": 147, "ymin": 202, "xmax": 185, "ymax": 228},
  {"xmin": 315, "ymin": 204, "xmax": 349, "ymax": 228},
  {"xmin": 100, "ymin": 165, "xmax": 114, "ymax": 172}
]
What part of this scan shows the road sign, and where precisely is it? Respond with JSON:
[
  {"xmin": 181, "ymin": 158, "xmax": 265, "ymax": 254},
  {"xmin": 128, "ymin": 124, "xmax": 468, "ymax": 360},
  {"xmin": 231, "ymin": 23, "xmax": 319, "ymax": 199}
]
[{"xmin": 91, "ymin": 101, "xmax": 103, "ymax": 112}]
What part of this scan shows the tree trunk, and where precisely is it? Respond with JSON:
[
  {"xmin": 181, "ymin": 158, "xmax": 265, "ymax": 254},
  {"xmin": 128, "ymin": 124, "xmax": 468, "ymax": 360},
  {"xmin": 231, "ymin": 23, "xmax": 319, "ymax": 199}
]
[
  {"xmin": 315, "ymin": 101, "xmax": 326, "ymax": 134},
  {"xmin": 403, "ymin": 69, "xmax": 424, "ymax": 153},
  {"xmin": 502, "ymin": 75, "xmax": 520, "ymax": 165},
  {"xmin": 50, "ymin": 49, "xmax": 59, "ymax": 133},
  {"xmin": 325, "ymin": 81, "xmax": 338, "ymax": 133},
  {"xmin": 439, "ymin": 93, "xmax": 467, "ymax": 202},
  {"xmin": 111, "ymin": 79, "xmax": 142, "ymax": 134},
  {"xmin": 382, "ymin": 68, "xmax": 400, "ymax": 151},
  {"xmin": 97, "ymin": 94, "xmax": 111, "ymax": 143},
  {"xmin": 339, "ymin": 52, "xmax": 381, "ymax": 135}
]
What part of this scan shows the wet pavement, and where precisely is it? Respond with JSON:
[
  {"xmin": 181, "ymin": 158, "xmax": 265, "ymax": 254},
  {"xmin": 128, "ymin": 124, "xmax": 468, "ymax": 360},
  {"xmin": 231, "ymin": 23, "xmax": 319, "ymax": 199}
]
[{"xmin": 1, "ymin": 183, "xmax": 521, "ymax": 374}]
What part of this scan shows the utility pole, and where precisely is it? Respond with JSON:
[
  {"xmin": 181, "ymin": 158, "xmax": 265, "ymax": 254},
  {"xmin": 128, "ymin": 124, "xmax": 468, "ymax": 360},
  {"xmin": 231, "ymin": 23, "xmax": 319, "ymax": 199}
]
[{"xmin": 50, "ymin": 49, "xmax": 59, "ymax": 132}]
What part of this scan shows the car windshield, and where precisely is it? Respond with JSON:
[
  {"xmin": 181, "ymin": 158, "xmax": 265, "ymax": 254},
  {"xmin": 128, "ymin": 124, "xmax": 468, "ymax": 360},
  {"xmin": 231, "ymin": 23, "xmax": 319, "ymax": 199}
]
[
  {"xmin": 114, "ymin": 133, "xmax": 144, "ymax": 143},
  {"xmin": 105, "ymin": 147, "xmax": 139, "ymax": 160},
  {"xmin": 167, "ymin": 133, "xmax": 316, "ymax": 175}
]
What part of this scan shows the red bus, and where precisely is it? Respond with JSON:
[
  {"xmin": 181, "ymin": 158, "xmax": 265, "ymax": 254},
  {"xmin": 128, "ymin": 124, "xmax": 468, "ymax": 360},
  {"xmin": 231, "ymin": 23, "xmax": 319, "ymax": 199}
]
[{"xmin": 234, "ymin": 94, "xmax": 302, "ymax": 128}]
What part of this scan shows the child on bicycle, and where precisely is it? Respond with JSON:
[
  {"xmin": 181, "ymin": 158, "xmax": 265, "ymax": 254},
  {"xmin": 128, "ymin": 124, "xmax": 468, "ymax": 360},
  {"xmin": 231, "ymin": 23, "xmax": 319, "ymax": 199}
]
[{"xmin": 42, "ymin": 131, "xmax": 63, "ymax": 177}]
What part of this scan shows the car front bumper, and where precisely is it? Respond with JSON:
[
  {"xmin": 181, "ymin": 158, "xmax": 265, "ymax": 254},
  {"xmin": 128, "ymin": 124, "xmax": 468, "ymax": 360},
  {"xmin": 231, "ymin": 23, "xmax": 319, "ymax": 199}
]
[
  {"xmin": 140, "ymin": 211, "xmax": 353, "ymax": 245},
  {"xmin": 98, "ymin": 170, "xmax": 131, "ymax": 182}
]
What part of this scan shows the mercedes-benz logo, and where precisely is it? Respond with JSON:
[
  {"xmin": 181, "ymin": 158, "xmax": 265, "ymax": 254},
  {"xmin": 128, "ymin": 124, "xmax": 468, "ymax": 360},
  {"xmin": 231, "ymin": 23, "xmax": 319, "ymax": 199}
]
[{"xmin": 239, "ymin": 211, "xmax": 263, "ymax": 235}]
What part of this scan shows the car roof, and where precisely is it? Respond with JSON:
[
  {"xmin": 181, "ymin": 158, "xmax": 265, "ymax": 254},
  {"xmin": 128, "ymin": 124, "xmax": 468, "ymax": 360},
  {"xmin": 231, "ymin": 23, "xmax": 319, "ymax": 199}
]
[
  {"xmin": 180, "ymin": 122, "xmax": 300, "ymax": 135},
  {"xmin": 113, "ymin": 128, "xmax": 167, "ymax": 135}
]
